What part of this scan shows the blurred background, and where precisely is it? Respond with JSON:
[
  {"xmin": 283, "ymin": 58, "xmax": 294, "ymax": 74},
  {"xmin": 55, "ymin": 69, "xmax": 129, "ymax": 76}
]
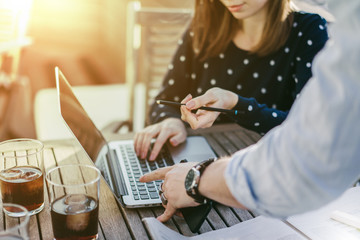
[{"xmin": 0, "ymin": 0, "xmax": 332, "ymax": 142}]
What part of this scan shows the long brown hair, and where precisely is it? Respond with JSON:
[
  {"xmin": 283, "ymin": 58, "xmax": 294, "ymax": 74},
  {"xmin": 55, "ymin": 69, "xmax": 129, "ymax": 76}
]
[{"xmin": 191, "ymin": 0, "xmax": 294, "ymax": 60}]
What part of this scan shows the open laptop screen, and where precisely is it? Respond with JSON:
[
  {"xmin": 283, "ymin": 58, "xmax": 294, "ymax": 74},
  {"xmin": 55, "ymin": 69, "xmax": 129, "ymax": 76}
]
[{"xmin": 55, "ymin": 67, "xmax": 107, "ymax": 162}]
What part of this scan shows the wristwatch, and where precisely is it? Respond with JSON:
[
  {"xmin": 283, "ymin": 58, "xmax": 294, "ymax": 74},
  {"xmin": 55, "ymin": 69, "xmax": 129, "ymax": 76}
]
[{"xmin": 184, "ymin": 158, "xmax": 215, "ymax": 204}]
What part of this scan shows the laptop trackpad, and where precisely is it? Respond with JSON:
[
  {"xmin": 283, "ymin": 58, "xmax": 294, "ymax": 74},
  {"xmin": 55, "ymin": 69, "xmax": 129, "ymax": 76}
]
[{"xmin": 167, "ymin": 136, "xmax": 217, "ymax": 163}]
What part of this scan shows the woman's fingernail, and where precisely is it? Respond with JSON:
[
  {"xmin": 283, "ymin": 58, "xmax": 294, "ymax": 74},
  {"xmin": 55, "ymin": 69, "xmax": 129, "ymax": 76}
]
[
  {"xmin": 186, "ymin": 101, "xmax": 195, "ymax": 109},
  {"xmin": 170, "ymin": 139, "xmax": 177, "ymax": 146}
]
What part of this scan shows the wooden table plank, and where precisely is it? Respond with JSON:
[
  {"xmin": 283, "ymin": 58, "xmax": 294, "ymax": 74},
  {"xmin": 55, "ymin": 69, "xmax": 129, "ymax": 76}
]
[
  {"xmin": 243, "ymin": 128, "xmax": 262, "ymax": 142},
  {"xmin": 205, "ymin": 208, "xmax": 227, "ymax": 230},
  {"xmin": 38, "ymin": 147, "xmax": 58, "ymax": 240},
  {"xmin": 122, "ymin": 208, "xmax": 148, "ymax": 239},
  {"xmin": 210, "ymin": 132, "xmax": 239, "ymax": 155},
  {"xmin": 197, "ymin": 219, "xmax": 214, "ymax": 234},
  {"xmin": 213, "ymin": 203, "xmax": 241, "ymax": 227},
  {"xmin": 231, "ymin": 207, "xmax": 255, "ymax": 221},
  {"xmin": 223, "ymin": 131, "xmax": 249, "ymax": 150}
]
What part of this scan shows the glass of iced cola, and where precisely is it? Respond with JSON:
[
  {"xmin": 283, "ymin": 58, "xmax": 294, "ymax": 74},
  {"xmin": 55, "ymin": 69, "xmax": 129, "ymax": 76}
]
[
  {"xmin": 0, "ymin": 138, "xmax": 45, "ymax": 216},
  {"xmin": 46, "ymin": 164, "xmax": 101, "ymax": 240},
  {"xmin": 0, "ymin": 202, "xmax": 30, "ymax": 240}
]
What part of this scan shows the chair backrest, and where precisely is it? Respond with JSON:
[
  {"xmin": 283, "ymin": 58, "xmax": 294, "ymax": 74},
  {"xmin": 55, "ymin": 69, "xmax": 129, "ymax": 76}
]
[{"xmin": 126, "ymin": 2, "xmax": 193, "ymax": 131}]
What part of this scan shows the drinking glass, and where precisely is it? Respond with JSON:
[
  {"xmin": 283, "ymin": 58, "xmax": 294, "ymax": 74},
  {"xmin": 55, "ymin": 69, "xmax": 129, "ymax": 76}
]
[
  {"xmin": 46, "ymin": 164, "xmax": 101, "ymax": 240},
  {"xmin": 0, "ymin": 138, "xmax": 44, "ymax": 216},
  {"xmin": 0, "ymin": 203, "xmax": 30, "ymax": 240}
]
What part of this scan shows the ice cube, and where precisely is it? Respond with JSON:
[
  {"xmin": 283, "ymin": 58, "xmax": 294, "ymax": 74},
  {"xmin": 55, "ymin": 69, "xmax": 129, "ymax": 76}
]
[
  {"xmin": 65, "ymin": 204, "xmax": 87, "ymax": 214},
  {"xmin": 0, "ymin": 168, "xmax": 23, "ymax": 180},
  {"xmin": 66, "ymin": 211, "xmax": 90, "ymax": 232},
  {"xmin": 21, "ymin": 170, "xmax": 39, "ymax": 181},
  {"xmin": 64, "ymin": 194, "xmax": 89, "ymax": 206}
]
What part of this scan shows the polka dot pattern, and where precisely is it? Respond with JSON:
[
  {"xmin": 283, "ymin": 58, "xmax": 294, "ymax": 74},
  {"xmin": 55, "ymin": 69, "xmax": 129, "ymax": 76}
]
[{"xmin": 150, "ymin": 12, "xmax": 328, "ymax": 135}]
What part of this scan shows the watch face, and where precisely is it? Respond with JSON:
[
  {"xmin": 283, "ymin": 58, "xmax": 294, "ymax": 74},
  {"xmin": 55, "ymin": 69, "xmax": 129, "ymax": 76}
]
[{"xmin": 185, "ymin": 169, "xmax": 195, "ymax": 190}]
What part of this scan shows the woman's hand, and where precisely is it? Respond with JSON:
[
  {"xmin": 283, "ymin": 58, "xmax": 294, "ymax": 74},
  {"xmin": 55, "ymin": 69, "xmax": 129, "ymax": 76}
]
[
  {"xmin": 181, "ymin": 88, "xmax": 238, "ymax": 129},
  {"xmin": 134, "ymin": 118, "xmax": 187, "ymax": 161},
  {"xmin": 139, "ymin": 162, "xmax": 199, "ymax": 222}
]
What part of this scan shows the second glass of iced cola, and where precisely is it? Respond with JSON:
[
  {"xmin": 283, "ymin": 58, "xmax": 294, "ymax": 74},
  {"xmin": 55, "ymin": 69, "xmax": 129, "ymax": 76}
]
[{"xmin": 46, "ymin": 164, "xmax": 101, "ymax": 240}]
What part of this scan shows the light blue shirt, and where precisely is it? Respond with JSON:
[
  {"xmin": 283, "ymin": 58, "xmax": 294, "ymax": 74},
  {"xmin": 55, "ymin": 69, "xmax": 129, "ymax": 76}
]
[{"xmin": 225, "ymin": 0, "xmax": 360, "ymax": 218}]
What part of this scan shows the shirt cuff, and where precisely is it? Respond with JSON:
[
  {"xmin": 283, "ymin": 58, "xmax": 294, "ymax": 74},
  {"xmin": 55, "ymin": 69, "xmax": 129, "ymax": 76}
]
[{"xmin": 232, "ymin": 95, "xmax": 256, "ymax": 112}]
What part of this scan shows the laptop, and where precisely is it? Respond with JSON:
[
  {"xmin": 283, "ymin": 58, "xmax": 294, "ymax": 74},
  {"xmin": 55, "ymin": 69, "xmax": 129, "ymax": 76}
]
[{"xmin": 55, "ymin": 67, "xmax": 217, "ymax": 208}]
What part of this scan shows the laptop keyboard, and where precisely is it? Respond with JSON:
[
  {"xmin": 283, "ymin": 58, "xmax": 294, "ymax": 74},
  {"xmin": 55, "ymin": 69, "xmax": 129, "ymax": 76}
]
[{"xmin": 119, "ymin": 144, "xmax": 174, "ymax": 201}]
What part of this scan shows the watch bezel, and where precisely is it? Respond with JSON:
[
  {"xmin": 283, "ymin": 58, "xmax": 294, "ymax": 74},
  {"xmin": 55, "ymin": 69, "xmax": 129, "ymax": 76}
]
[{"xmin": 185, "ymin": 168, "xmax": 201, "ymax": 196}]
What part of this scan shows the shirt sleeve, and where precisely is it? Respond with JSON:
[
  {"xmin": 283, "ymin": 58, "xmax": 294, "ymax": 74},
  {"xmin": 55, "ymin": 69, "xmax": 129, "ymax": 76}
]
[
  {"xmin": 224, "ymin": 4, "xmax": 360, "ymax": 218},
  {"xmin": 148, "ymin": 29, "xmax": 195, "ymax": 124},
  {"xmin": 230, "ymin": 14, "xmax": 329, "ymax": 135}
]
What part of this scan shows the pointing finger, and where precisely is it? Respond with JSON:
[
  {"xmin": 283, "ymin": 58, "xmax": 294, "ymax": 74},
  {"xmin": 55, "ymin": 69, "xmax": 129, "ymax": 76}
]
[{"xmin": 139, "ymin": 166, "xmax": 174, "ymax": 182}]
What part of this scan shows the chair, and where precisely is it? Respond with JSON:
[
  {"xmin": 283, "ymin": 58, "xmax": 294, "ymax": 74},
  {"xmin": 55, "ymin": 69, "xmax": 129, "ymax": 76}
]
[
  {"xmin": 125, "ymin": 2, "xmax": 193, "ymax": 132},
  {"xmin": 0, "ymin": 0, "xmax": 34, "ymax": 140}
]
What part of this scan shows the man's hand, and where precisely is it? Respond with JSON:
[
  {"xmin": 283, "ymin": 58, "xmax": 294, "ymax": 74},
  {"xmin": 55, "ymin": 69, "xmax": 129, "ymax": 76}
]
[
  {"xmin": 134, "ymin": 118, "xmax": 187, "ymax": 161},
  {"xmin": 139, "ymin": 162, "xmax": 199, "ymax": 222},
  {"xmin": 181, "ymin": 88, "xmax": 238, "ymax": 130}
]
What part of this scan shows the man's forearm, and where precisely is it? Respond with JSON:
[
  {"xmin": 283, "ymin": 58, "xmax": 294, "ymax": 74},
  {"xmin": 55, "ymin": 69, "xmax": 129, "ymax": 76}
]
[{"xmin": 198, "ymin": 157, "xmax": 247, "ymax": 209}]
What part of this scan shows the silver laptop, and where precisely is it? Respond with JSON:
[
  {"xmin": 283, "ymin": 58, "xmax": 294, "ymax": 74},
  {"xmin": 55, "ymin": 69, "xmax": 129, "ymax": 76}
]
[{"xmin": 55, "ymin": 67, "xmax": 217, "ymax": 208}]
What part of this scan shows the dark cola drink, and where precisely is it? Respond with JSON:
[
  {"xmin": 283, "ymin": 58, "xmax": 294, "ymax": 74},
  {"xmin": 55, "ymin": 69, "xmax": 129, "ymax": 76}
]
[
  {"xmin": 0, "ymin": 166, "xmax": 44, "ymax": 213},
  {"xmin": 51, "ymin": 194, "xmax": 99, "ymax": 240}
]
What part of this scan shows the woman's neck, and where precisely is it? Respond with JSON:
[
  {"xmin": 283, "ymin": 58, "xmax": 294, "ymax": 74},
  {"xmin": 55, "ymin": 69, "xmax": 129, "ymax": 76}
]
[
  {"xmin": 232, "ymin": 7, "xmax": 267, "ymax": 51},
  {"xmin": 232, "ymin": 2, "xmax": 291, "ymax": 51}
]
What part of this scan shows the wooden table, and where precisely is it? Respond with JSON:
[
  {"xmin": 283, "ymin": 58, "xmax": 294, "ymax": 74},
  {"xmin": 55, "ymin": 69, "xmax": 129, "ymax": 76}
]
[{"xmin": 31, "ymin": 124, "xmax": 261, "ymax": 239}]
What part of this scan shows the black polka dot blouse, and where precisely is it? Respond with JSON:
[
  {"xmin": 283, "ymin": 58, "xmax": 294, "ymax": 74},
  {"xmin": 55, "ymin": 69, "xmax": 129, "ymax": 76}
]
[{"xmin": 149, "ymin": 12, "xmax": 329, "ymax": 135}]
